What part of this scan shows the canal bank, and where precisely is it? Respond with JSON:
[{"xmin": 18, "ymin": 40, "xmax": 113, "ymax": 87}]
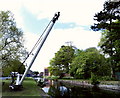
[{"xmin": 58, "ymin": 80, "xmax": 120, "ymax": 92}]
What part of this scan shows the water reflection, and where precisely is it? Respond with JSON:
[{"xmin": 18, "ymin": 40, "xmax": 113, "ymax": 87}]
[
  {"xmin": 47, "ymin": 81, "xmax": 69, "ymax": 97},
  {"xmin": 42, "ymin": 80, "xmax": 120, "ymax": 98}
]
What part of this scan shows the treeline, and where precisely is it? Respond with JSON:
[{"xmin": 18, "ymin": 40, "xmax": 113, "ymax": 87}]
[
  {"xmin": 49, "ymin": 1, "xmax": 120, "ymax": 80},
  {"xmin": 49, "ymin": 46, "xmax": 111, "ymax": 80}
]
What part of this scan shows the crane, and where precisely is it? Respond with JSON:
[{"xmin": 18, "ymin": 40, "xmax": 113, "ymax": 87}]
[{"xmin": 9, "ymin": 12, "xmax": 60, "ymax": 90}]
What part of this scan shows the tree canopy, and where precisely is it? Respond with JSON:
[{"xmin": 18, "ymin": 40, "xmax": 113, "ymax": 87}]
[
  {"xmin": 48, "ymin": 45, "xmax": 75, "ymax": 76},
  {"xmin": 91, "ymin": 1, "xmax": 120, "ymax": 31},
  {"xmin": 70, "ymin": 47, "xmax": 110, "ymax": 79},
  {"xmin": 2, "ymin": 59, "xmax": 25, "ymax": 76},
  {"xmin": 0, "ymin": 11, "xmax": 27, "ymax": 75},
  {"xmin": 91, "ymin": 1, "xmax": 120, "ymax": 73}
]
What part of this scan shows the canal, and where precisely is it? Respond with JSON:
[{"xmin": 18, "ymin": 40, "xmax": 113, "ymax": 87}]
[{"xmin": 42, "ymin": 80, "xmax": 120, "ymax": 98}]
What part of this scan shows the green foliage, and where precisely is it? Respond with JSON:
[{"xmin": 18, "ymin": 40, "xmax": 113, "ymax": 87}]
[
  {"xmin": 90, "ymin": 73, "xmax": 100, "ymax": 85},
  {"xmin": 98, "ymin": 26, "xmax": 120, "ymax": 72},
  {"xmin": 2, "ymin": 59, "xmax": 25, "ymax": 76},
  {"xmin": 54, "ymin": 45, "xmax": 75, "ymax": 72},
  {"xmin": 91, "ymin": 1, "xmax": 120, "ymax": 31},
  {"xmin": 91, "ymin": 1, "xmax": 120, "ymax": 73},
  {"xmin": 0, "ymin": 11, "xmax": 27, "ymax": 67},
  {"xmin": 0, "ymin": 11, "xmax": 27, "ymax": 75},
  {"xmin": 70, "ymin": 50, "xmax": 88, "ymax": 79},
  {"xmin": 48, "ymin": 58, "xmax": 64, "ymax": 76},
  {"xmin": 62, "ymin": 76, "xmax": 74, "ymax": 79},
  {"xmin": 49, "ymin": 45, "xmax": 75, "ymax": 76},
  {"xmin": 100, "ymin": 76, "xmax": 112, "ymax": 81},
  {"xmin": 70, "ymin": 47, "xmax": 111, "ymax": 79},
  {"xmin": 46, "ymin": 75, "xmax": 59, "ymax": 80}
]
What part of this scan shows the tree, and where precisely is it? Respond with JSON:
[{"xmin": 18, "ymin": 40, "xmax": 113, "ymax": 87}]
[
  {"xmin": 54, "ymin": 45, "xmax": 75, "ymax": 73},
  {"xmin": 48, "ymin": 58, "xmax": 63, "ymax": 76},
  {"xmin": 70, "ymin": 48, "xmax": 111, "ymax": 79},
  {"xmin": 2, "ymin": 59, "xmax": 25, "ymax": 76},
  {"xmin": 69, "ymin": 49, "xmax": 88, "ymax": 78},
  {"xmin": 0, "ymin": 11, "xmax": 27, "ymax": 75},
  {"xmin": 91, "ymin": 1, "xmax": 120, "ymax": 31},
  {"xmin": 91, "ymin": 1, "xmax": 120, "ymax": 74},
  {"xmin": 85, "ymin": 48, "xmax": 111, "ymax": 76},
  {"xmin": 98, "ymin": 25, "xmax": 120, "ymax": 72},
  {"xmin": 49, "ymin": 45, "xmax": 75, "ymax": 76}
]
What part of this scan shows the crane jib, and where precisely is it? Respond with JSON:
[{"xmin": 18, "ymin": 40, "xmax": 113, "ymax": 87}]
[{"xmin": 9, "ymin": 12, "xmax": 60, "ymax": 90}]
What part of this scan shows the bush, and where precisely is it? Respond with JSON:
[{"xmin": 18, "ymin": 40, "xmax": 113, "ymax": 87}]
[
  {"xmin": 91, "ymin": 73, "xmax": 100, "ymax": 85},
  {"xmin": 100, "ymin": 76, "xmax": 111, "ymax": 81},
  {"xmin": 62, "ymin": 76, "xmax": 74, "ymax": 79},
  {"xmin": 45, "ymin": 75, "xmax": 59, "ymax": 80}
]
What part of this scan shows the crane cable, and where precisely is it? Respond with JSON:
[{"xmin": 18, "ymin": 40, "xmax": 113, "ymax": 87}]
[{"xmin": 18, "ymin": 20, "xmax": 53, "ymax": 70}]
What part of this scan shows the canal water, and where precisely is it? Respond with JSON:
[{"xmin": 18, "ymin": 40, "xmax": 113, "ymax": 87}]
[{"xmin": 42, "ymin": 80, "xmax": 120, "ymax": 98}]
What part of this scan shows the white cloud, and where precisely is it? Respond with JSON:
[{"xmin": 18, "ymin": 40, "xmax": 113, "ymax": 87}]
[
  {"xmin": 21, "ymin": 0, "xmax": 105, "ymax": 25},
  {"xmin": 0, "ymin": 0, "xmax": 24, "ymax": 28},
  {"xmin": 0, "ymin": 0, "xmax": 105, "ymax": 26},
  {"xmin": 0, "ymin": 0, "xmax": 103, "ymax": 72},
  {"xmin": 24, "ymin": 27, "xmax": 101, "ymax": 72}
]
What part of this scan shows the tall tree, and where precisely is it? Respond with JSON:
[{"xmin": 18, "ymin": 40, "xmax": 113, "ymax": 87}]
[
  {"xmin": 91, "ymin": 1, "xmax": 120, "ymax": 31},
  {"xmin": 91, "ymin": 1, "xmax": 120, "ymax": 73},
  {"xmin": 54, "ymin": 45, "xmax": 75, "ymax": 73},
  {"xmin": 98, "ymin": 24, "xmax": 120, "ymax": 72},
  {"xmin": 48, "ymin": 58, "xmax": 63, "ymax": 76},
  {"xmin": 0, "ymin": 11, "xmax": 27, "ymax": 75},
  {"xmin": 70, "ymin": 48, "xmax": 110, "ymax": 79},
  {"xmin": 49, "ymin": 45, "xmax": 75, "ymax": 76}
]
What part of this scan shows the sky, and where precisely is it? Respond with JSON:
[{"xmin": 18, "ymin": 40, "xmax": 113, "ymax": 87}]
[{"xmin": 0, "ymin": 0, "xmax": 106, "ymax": 72}]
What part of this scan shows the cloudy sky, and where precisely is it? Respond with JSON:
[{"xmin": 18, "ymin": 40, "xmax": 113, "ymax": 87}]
[{"xmin": 0, "ymin": 0, "xmax": 106, "ymax": 72}]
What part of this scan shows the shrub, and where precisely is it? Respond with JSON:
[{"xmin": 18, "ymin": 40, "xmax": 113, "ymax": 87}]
[
  {"xmin": 45, "ymin": 75, "xmax": 59, "ymax": 80},
  {"xmin": 91, "ymin": 73, "xmax": 100, "ymax": 85},
  {"xmin": 100, "ymin": 76, "xmax": 111, "ymax": 81},
  {"xmin": 62, "ymin": 76, "xmax": 74, "ymax": 79}
]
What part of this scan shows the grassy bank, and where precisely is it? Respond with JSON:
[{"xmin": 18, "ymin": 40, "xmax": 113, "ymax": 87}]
[{"xmin": 2, "ymin": 78, "xmax": 41, "ymax": 97}]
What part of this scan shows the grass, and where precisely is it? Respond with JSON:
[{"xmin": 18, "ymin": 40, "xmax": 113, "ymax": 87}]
[
  {"xmin": 100, "ymin": 80, "xmax": 120, "ymax": 85},
  {"xmin": 2, "ymin": 77, "xmax": 41, "ymax": 97}
]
